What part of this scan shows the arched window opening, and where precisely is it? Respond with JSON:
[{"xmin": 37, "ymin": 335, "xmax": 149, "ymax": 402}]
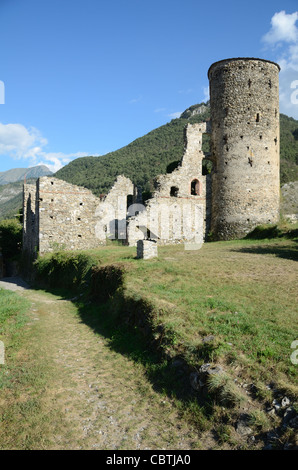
[
  {"xmin": 170, "ymin": 186, "xmax": 179, "ymax": 197},
  {"xmin": 191, "ymin": 179, "xmax": 200, "ymax": 196}
]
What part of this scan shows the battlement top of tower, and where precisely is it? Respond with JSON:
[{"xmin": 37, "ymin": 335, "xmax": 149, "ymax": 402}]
[{"xmin": 207, "ymin": 57, "xmax": 280, "ymax": 79}]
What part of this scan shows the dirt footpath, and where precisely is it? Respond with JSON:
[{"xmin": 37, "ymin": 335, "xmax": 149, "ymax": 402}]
[{"xmin": 0, "ymin": 277, "xmax": 210, "ymax": 450}]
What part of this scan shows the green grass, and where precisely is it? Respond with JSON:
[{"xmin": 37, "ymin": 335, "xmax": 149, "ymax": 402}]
[
  {"xmin": 0, "ymin": 288, "xmax": 30, "ymax": 361},
  {"xmin": 125, "ymin": 238, "xmax": 298, "ymax": 386},
  {"xmin": 0, "ymin": 288, "xmax": 59, "ymax": 450},
  {"xmin": 76, "ymin": 236, "xmax": 298, "ymax": 401},
  {"xmin": 30, "ymin": 232, "xmax": 298, "ymax": 448}
]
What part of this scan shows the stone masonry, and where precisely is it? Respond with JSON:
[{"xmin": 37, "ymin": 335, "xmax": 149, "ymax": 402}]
[
  {"xmin": 23, "ymin": 183, "xmax": 38, "ymax": 254},
  {"xmin": 136, "ymin": 240, "xmax": 158, "ymax": 259},
  {"xmin": 23, "ymin": 177, "xmax": 102, "ymax": 254},
  {"xmin": 23, "ymin": 175, "xmax": 135, "ymax": 254},
  {"xmin": 95, "ymin": 175, "xmax": 135, "ymax": 242},
  {"xmin": 209, "ymin": 58, "xmax": 280, "ymax": 239},
  {"xmin": 23, "ymin": 57, "xmax": 281, "ymax": 254},
  {"xmin": 126, "ymin": 122, "xmax": 211, "ymax": 246}
]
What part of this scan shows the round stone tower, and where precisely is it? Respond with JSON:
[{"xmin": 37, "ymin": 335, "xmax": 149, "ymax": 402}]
[{"xmin": 208, "ymin": 58, "xmax": 280, "ymax": 240}]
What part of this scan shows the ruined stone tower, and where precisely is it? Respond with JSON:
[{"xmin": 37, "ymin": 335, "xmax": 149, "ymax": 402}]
[{"xmin": 208, "ymin": 58, "xmax": 280, "ymax": 240}]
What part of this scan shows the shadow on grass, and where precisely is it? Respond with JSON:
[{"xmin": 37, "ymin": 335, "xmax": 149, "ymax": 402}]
[
  {"xmin": 68, "ymin": 295, "xmax": 215, "ymax": 435},
  {"xmin": 75, "ymin": 295, "xmax": 201, "ymax": 405},
  {"xmin": 232, "ymin": 240, "xmax": 298, "ymax": 262},
  {"xmin": 28, "ymin": 266, "xmax": 214, "ymax": 431}
]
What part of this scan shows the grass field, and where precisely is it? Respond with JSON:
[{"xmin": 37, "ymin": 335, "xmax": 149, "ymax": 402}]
[
  {"xmin": 1, "ymin": 232, "xmax": 297, "ymax": 449},
  {"xmin": 81, "ymin": 237, "xmax": 298, "ymax": 387},
  {"xmin": 0, "ymin": 288, "xmax": 30, "ymax": 368},
  {"xmin": 72, "ymin": 235, "xmax": 298, "ymax": 447},
  {"xmin": 0, "ymin": 288, "xmax": 56, "ymax": 449}
]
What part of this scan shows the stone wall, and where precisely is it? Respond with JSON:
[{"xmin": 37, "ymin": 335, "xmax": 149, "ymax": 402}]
[
  {"xmin": 95, "ymin": 175, "xmax": 135, "ymax": 241},
  {"xmin": 208, "ymin": 58, "xmax": 280, "ymax": 240},
  {"xmin": 38, "ymin": 177, "xmax": 104, "ymax": 253},
  {"xmin": 23, "ymin": 177, "xmax": 103, "ymax": 254},
  {"xmin": 23, "ymin": 175, "xmax": 135, "ymax": 254},
  {"xmin": 23, "ymin": 183, "xmax": 38, "ymax": 254}
]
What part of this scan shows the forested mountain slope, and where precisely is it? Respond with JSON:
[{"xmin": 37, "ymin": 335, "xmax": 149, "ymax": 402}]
[
  {"xmin": 1, "ymin": 104, "xmax": 297, "ymax": 220},
  {"xmin": 55, "ymin": 103, "xmax": 298, "ymax": 197}
]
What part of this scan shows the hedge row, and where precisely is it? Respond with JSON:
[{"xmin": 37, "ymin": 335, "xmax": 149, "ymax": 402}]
[{"xmin": 34, "ymin": 251, "xmax": 96, "ymax": 291}]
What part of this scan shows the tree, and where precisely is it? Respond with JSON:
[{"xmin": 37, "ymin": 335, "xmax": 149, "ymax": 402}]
[{"xmin": 0, "ymin": 219, "xmax": 22, "ymax": 259}]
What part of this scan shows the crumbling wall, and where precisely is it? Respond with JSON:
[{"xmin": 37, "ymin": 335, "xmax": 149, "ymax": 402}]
[
  {"xmin": 127, "ymin": 123, "xmax": 211, "ymax": 246},
  {"xmin": 23, "ymin": 183, "xmax": 38, "ymax": 255},
  {"xmin": 23, "ymin": 175, "xmax": 135, "ymax": 254},
  {"xmin": 37, "ymin": 177, "xmax": 104, "ymax": 253},
  {"xmin": 23, "ymin": 177, "xmax": 104, "ymax": 254},
  {"xmin": 95, "ymin": 175, "xmax": 135, "ymax": 241}
]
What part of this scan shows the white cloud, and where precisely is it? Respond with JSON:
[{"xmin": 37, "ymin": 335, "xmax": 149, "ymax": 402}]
[
  {"xmin": 0, "ymin": 123, "xmax": 47, "ymax": 157},
  {"xmin": 128, "ymin": 95, "xmax": 142, "ymax": 104},
  {"xmin": 0, "ymin": 122, "xmax": 88, "ymax": 172},
  {"xmin": 178, "ymin": 88, "xmax": 193, "ymax": 94},
  {"xmin": 34, "ymin": 152, "xmax": 87, "ymax": 173},
  {"xmin": 262, "ymin": 11, "xmax": 298, "ymax": 45},
  {"xmin": 262, "ymin": 10, "xmax": 298, "ymax": 71},
  {"xmin": 262, "ymin": 11, "xmax": 298, "ymax": 119}
]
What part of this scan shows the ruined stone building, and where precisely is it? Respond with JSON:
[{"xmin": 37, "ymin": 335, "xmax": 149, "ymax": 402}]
[
  {"xmin": 23, "ymin": 58, "xmax": 280, "ymax": 255},
  {"xmin": 23, "ymin": 178, "xmax": 102, "ymax": 254},
  {"xmin": 23, "ymin": 175, "xmax": 135, "ymax": 255},
  {"xmin": 126, "ymin": 121, "xmax": 211, "ymax": 247}
]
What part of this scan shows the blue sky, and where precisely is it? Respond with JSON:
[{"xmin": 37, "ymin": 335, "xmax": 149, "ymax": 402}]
[{"xmin": 0, "ymin": 0, "xmax": 297, "ymax": 173}]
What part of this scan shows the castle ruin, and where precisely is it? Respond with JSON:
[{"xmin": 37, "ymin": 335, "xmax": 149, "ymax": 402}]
[{"xmin": 23, "ymin": 58, "xmax": 281, "ymax": 255}]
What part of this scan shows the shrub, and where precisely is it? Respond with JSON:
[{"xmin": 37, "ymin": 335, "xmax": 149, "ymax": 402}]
[
  {"xmin": 90, "ymin": 264, "xmax": 125, "ymax": 303},
  {"xmin": 207, "ymin": 372, "xmax": 246, "ymax": 407},
  {"xmin": 0, "ymin": 219, "xmax": 22, "ymax": 259},
  {"xmin": 34, "ymin": 251, "xmax": 95, "ymax": 291},
  {"xmin": 245, "ymin": 223, "xmax": 298, "ymax": 240},
  {"xmin": 245, "ymin": 224, "xmax": 283, "ymax": 240}
]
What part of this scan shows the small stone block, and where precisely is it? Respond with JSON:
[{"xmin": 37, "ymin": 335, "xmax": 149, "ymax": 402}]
[{"xmin": 137, "ymin": 239, "xmax": 158, "ymax": 259}]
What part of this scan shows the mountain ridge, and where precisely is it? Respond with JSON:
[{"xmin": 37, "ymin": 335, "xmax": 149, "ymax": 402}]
[
  {"xmin": 0, "ymin": 103, "xmax": 297, "ymax": 219},
  {"xmin": 55, "ymin": 102, "xmax": 298, "ymax": 196},
  {"xmin": 0, "ymin": 165, "xmax": 52, "ymax": 186}
]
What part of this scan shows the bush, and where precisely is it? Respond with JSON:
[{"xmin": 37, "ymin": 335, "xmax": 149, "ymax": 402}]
[
  {"xmin": 90, "ymin": 264, "xmax": 125, "ymax": 303},
  {"xmin": 245, "ymin": 224, "xmax": 283, "ymax": 240},
  {"xmin": 245, "ymin": 222, "xmax": 298, "ymax": 240},
  {"xmin": 0, "ymin": 219, "xmax": 22, "ymax": 259}
]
